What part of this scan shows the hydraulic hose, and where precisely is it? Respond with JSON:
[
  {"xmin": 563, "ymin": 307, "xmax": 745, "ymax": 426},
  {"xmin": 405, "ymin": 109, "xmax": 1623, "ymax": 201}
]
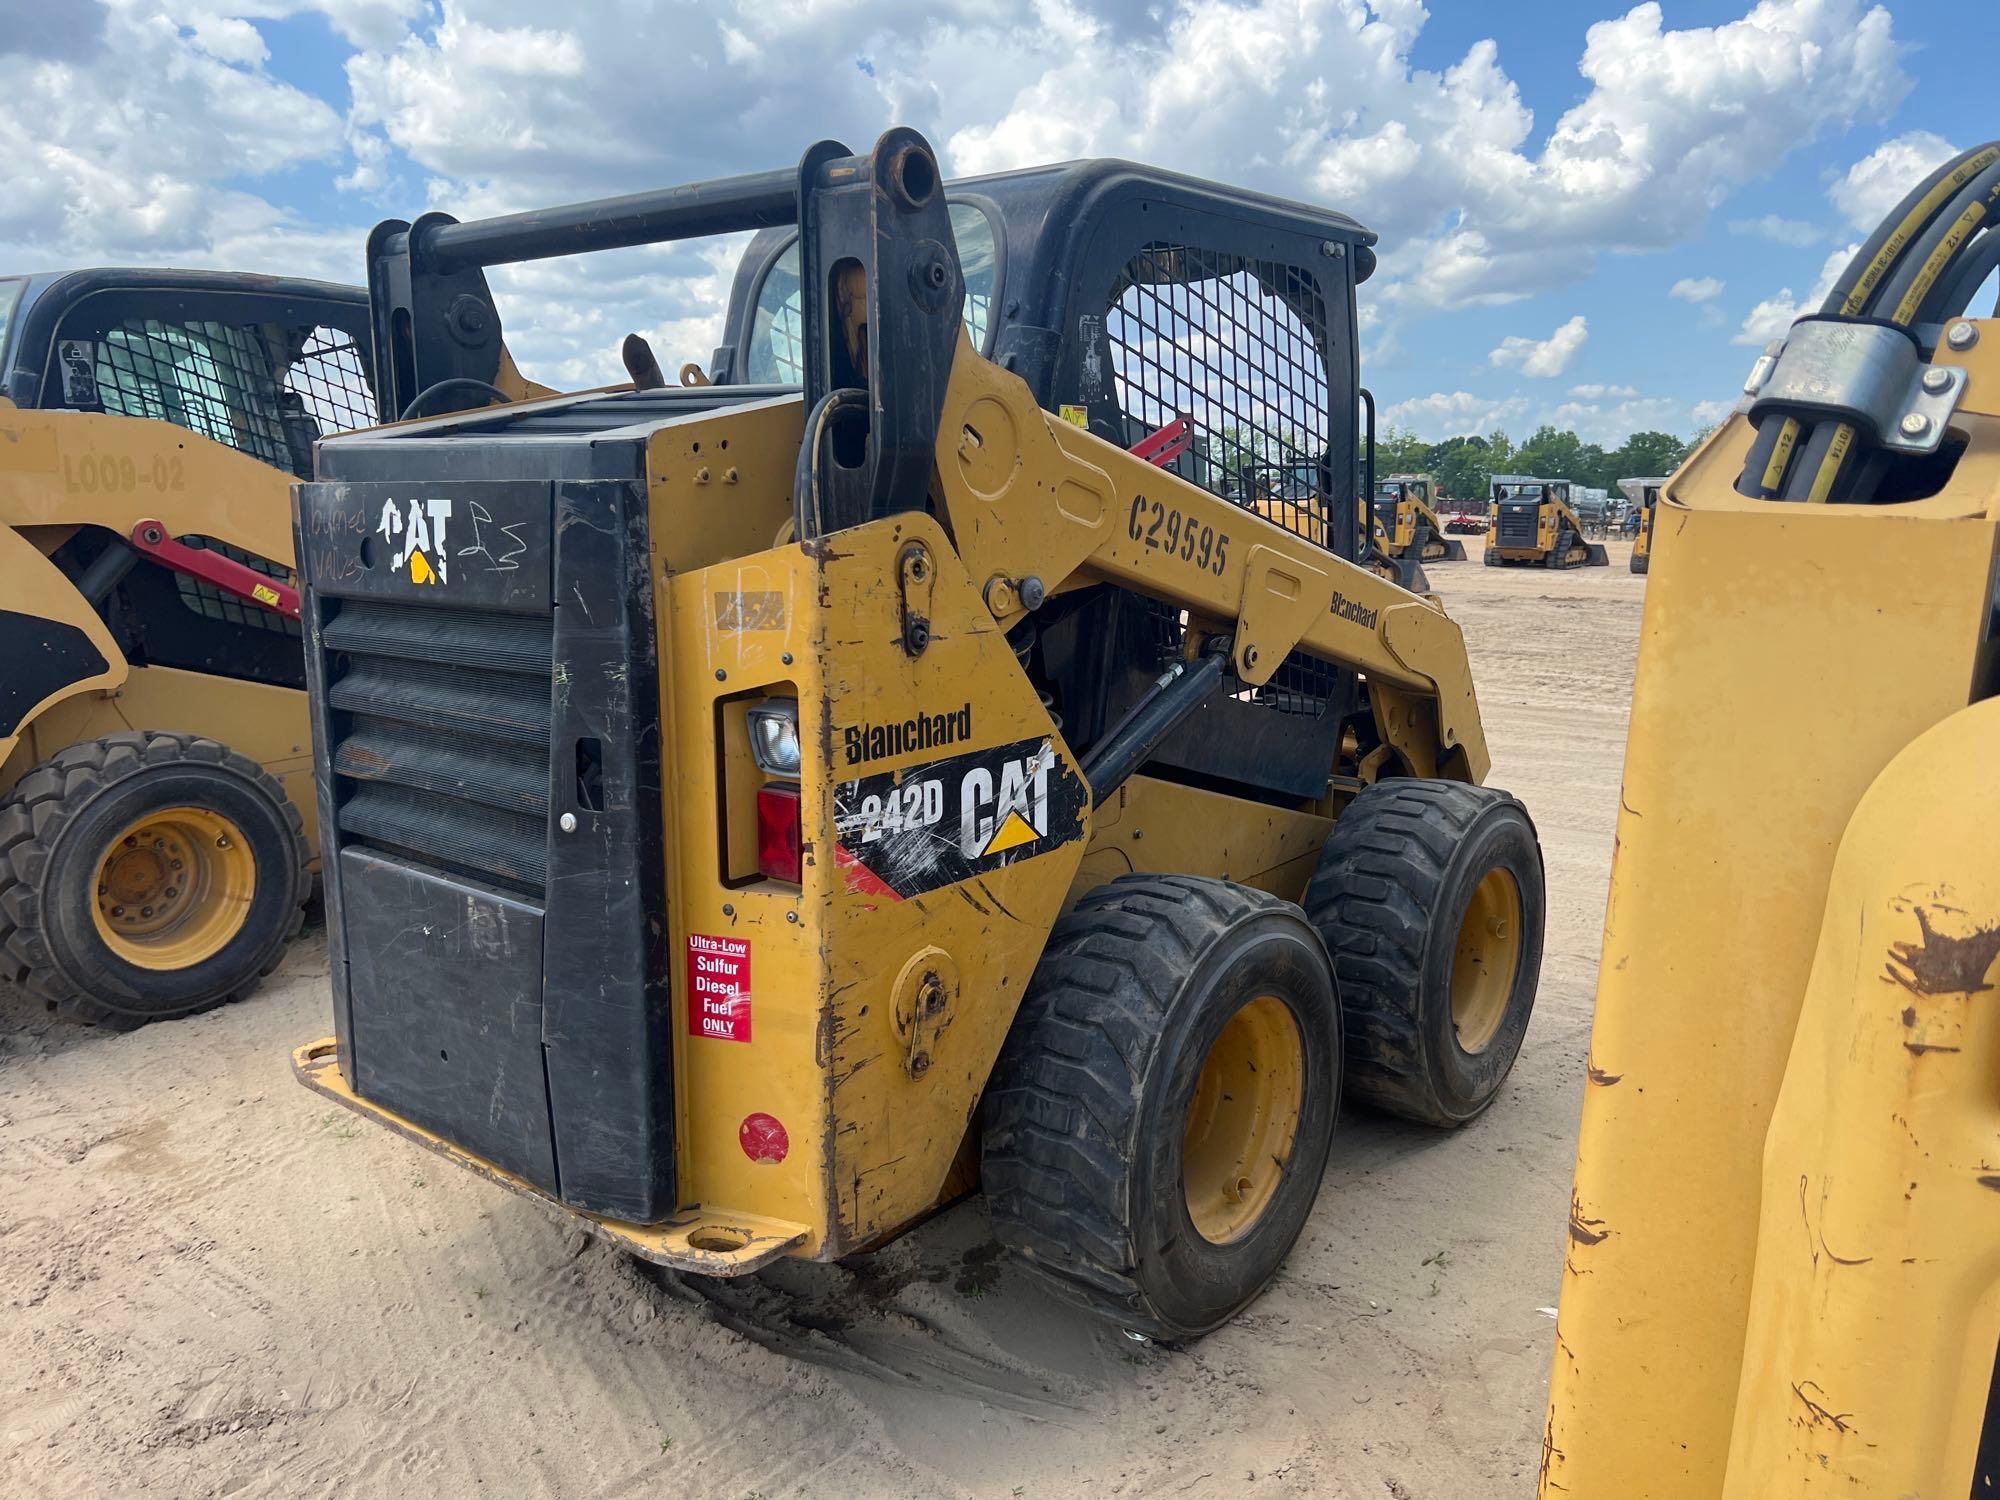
[
  {"xmin": 398, "ymin": 377, "xmax": 512, "ymax": 421},
  {"xmin": 1784, "ymin": 147, "xmax": 2000, "ymax": 502},
  {"xmin": 1736, "ymin": 140, "xmax": 2000, "ymax": 504},
  {"xmin": 1932, "ymin": 227, "xmax": 2000, "ymax": 321},
  {"xmin": 790, "ymin": 387, "xmax": 869, "ymax": 540},
  {"xmin": 1739, "ymin": 142, "xmax": 2000, "ymax": 499}
]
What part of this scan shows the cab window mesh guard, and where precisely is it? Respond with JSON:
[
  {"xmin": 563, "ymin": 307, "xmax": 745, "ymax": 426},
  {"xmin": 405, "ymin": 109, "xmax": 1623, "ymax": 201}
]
[
  {"xmin": 87, "ymin": 320, "xmax": 373, "ymax": 478},
  {"xmin": 1108, "ymin": 246, "xmax": 1334, "ymax": 549},
  {"xmin": 172, "ymin": 536, "xmax": 303, "ymax": 638},
  {"xmin": 287, "ymin": 327, "xmax": 375, "ymax": 437},
  {"xmin": 1146, "ymin": 599, "xmax": 1338, "ymax": 721}
]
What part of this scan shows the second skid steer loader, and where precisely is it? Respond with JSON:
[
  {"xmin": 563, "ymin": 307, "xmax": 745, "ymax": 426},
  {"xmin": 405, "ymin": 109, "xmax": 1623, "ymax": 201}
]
[
  {"xmin": 1542, "ymin": 137, "xmax": 2000, "ymax": 1497},
  {"xmin": 291, "ymin": 129, "xmax": 1546, "ymax": 1342},
  {"xmin": 0, "ymin": 270, "xmax": 374, "ymax": 1025},
  {"xmin": 1484, "ymin": 475, "xmax": 1608, "ymax": 568},
  {"xmin": 1620, "ymin": 475, "xmax": 1666, "ymax": 575},
  {"xmin": 1372, "ymin": 472, "xmax": 1466, "ymax": 563}
]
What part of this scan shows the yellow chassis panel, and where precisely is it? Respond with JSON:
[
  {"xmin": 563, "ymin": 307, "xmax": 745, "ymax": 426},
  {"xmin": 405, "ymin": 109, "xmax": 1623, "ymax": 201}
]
[{"xmin": 1542, "ymin": 319, "xmax": 2000, "ymax": 1495}]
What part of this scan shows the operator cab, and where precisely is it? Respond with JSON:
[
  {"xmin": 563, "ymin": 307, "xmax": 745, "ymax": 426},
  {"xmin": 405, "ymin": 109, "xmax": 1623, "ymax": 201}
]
[
  {"xmin": 357, "ymin": 155, "xmax": 1384, "ymax": 807},
  {"xmin": 0, "ymin": 269, "xmax": 372, "ymax": 693},
  {"xmin": 1372, "ymin": 473, "xmax": 1433, "ymax": 534}
]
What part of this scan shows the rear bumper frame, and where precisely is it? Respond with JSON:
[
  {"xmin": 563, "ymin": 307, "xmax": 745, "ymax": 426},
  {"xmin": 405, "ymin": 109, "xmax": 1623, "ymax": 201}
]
[{"xmin": 292, "ymin": 1038, "xmax": 807, "ymax": 1275}]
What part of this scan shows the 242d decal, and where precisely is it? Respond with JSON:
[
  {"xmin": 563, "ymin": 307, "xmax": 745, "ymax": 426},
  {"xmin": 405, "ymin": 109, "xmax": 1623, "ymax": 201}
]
[{"xmin": 832, "ymin": 734, "xmax": 1087, "ymax": 899}]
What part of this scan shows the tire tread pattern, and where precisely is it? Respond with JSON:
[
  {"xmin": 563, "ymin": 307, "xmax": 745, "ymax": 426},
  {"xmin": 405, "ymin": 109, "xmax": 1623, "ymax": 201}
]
[
  {"xmin": 0, "ymin": 731, "xmax": 307, "ymax": 1028},
  {"xmin": 1304, "ymin": 778, "xmax": 1525, "ymax": 1126},
  {"xmin": 982, "ymin": 874, "xmax": 1296, "ymax": 1334}
]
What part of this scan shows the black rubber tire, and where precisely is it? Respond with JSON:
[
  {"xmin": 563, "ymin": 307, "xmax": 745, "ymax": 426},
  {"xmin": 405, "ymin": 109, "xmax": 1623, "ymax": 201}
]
[
  {"xmin": 1483, "ymin": 549, "xmax": 1501, "ymax": 567},
  {"xmin": 1630, "ymin": 553, "xmax": 1649, "ymax": 575},
  {"xmin": 1305, "ymin": 780, "xmax": 1544, "ymax": 1127},
  {"xmin": 0, "ymin": 731, "xmax": 307, "ymax": 1029},
  {"xmin": 982, "ymin": 874, "xmax": 1341, "ymax": 1342}
]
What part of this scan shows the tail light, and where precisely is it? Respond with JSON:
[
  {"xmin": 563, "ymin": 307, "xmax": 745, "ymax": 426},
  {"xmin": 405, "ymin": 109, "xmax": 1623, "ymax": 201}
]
[{"xmin": 756, "ymin": 782, "xmax": 803, "ymax": 883}]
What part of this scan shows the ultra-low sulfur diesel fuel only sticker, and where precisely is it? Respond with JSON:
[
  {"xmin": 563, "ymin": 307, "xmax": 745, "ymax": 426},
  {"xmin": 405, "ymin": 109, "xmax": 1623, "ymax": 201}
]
[
  {"xmin": 687, "ymin": 932, "xmax": 751, "ymax": 1042},
  {"xmin": 832, "ymin": 734, "xmax": 1087, "ymax": 900}
]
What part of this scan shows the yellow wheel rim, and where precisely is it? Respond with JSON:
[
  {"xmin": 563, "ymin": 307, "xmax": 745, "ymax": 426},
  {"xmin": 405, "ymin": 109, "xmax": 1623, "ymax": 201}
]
[
  {"xmin": 1451, "ymin": 868, "xmax": 1522, "ymax": 1054},
  {"xmin": 1182, "ymin": 995, "xmax": 1305, "ymax": 1245},
  {"xmin": 90, "ymin": 807, "xmax": 256, "ymax": 971}
]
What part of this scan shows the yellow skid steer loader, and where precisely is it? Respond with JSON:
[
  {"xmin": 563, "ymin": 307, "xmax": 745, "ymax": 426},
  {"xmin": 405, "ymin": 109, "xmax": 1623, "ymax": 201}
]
[
  {"xmin": 291, "ymin": 130, "xmax": 1546, "ymax": 1342},
  {"xmin": 1483, "ymin": 474, "xmax": 1608, "ymax": 568},
  {"xmin": 1619, "ymin": 474, "xmax": 1666, "ymax": 575},
  {"xmin": 0, "ymin": 270, "xmax": 374, "ymax": 1026},
  {"xmin": 1372, "ymin": 472, "xmax": 1466, "ymax": 562}
]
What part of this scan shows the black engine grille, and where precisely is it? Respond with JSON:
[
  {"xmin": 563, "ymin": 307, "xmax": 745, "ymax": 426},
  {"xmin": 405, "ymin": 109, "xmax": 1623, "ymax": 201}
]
[
  {"xmin": 1496, "ymin": 504, "xmax": 1540, "ymax": 548},
  {"xmin": 322, "ymin": 598, "xmax": 552, "ymax": 896}
]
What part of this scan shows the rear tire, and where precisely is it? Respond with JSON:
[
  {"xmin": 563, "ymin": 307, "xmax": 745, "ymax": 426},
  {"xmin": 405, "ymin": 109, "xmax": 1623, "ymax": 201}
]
[
  {"xmin": 0, "ymin": 731, "xmax": 307, "ymax": 1029},
  {"xmin": 983, "ymin": 875, "xmax": 1341, "ymax": 1341},
  {"xmin": 1305, "ymin": 780, "xmax": 1544, "ymax": 1127}
]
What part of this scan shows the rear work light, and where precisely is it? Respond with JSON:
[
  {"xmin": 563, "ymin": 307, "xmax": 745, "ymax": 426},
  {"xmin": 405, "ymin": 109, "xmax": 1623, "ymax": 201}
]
[
  {"xmin": 747, "ymin": 698, "xmax": 801, "ymax": 776},
  {"xmin": 756, "ymin": 782, "xmax": 803, "ymax": 883}
]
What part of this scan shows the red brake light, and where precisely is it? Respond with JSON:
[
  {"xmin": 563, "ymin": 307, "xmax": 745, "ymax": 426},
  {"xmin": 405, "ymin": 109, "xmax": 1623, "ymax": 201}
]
[{"xmin": 756, "ymin": 782, "xmax": 803, "ymax": 883}]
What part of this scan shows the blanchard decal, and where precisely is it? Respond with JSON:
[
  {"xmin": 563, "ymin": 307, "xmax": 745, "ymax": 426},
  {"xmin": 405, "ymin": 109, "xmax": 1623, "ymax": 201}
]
[
  {"xmin": 1329, "ymin": 589, "xmax": 1378, "ymax": 629},
  {"xmin": 842, "ymin": 703, "xmax": 974, "ymax": 767},
  {"xmin": 833, "ymin": 735, "xmax": 1087, "ymax": 899},
  {"xmin": 377, "ymin": 496, "xmax": 453, "ymax": 586}
]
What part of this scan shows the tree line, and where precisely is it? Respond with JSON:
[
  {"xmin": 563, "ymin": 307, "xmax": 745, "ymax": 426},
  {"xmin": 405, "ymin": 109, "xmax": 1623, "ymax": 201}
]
[{"xmin": 1373, "ymin": 425, "xmax": 1702, "ymax": 502}]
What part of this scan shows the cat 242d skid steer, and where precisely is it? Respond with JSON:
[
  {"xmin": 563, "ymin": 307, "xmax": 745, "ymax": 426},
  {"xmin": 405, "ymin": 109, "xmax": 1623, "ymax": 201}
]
[{"xmin": 290, "ymin": 129, "xmax": 1546, "ymax": 1341}]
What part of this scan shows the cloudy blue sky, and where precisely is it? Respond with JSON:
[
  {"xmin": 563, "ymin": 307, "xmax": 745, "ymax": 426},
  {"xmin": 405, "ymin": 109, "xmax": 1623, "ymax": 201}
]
[{"xmin": 2, "ymin": 0, "xmax": 1993, "ymax": 445}]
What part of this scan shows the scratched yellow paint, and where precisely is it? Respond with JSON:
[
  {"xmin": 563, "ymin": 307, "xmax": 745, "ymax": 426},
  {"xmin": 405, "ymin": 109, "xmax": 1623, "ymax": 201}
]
[{"xmin": 1541, "ymin": 318, "xmax": 2000, "ymax": 1496}]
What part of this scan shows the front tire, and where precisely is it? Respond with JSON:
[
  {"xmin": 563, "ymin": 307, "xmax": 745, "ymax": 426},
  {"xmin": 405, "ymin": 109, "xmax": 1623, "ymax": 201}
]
[
  {"xmin": 983, "ymin": 875, "xmax": 1341, "ymax": 1341},
  {"xmin": 0, "ymin": 731, "xmax": 308, "ymax": 1028},
  {"xmin": 1306, "ymin": 780, "xmax": 1544, "ymax": 1126}
]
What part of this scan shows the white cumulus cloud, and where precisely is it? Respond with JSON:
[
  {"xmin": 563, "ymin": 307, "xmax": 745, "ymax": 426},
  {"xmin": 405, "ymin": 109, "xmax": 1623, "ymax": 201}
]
[
  {"xmin": 1490, "ymin": 315, "xmax": 1589, "ymax": 378},
  {"xmin": 1733, "ymin": 244, "xmax": 1856, "ymax": 344},
  {"xmin": 0, "ymin": 0, "xmax": 1921, "ymax": 387},
  {"xmin": 1829, "ymin": 129, "xmax": 1959, "ymax": 230},
  {"xmin": 1728, "ymin": 214, "xmax": 1824, "ymax": 247},
  {"xmin": 1669, "ymin": 276, "xmax": 1724, "ymax": 303},
  {"xmin": 1544, "ymin": 394, "xmax": 1684, "ymax": 445},
  {"xmin": 1380, "ymin": 390, "xmax": 1530, "ymax": 442}
]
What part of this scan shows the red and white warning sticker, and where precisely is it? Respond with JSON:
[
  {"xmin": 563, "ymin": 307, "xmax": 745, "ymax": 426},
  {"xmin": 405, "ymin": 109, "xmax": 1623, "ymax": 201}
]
[{"xmin": 687, "ymin": 932, "xmax": 751, "ymax": 1042}]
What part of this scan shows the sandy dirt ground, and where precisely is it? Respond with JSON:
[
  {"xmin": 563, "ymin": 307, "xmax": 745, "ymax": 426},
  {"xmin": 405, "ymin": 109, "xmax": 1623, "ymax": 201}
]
[{"xmin": 1, "ymin": 538, "xmax": 1647, "ymax": 1499}]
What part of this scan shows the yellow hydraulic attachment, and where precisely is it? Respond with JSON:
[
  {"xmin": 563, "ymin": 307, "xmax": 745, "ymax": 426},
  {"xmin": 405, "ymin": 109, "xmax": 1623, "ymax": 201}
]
[{"xmin": 1542, "ymin": 139, "xmax": 2000, "ymax": 1496}]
